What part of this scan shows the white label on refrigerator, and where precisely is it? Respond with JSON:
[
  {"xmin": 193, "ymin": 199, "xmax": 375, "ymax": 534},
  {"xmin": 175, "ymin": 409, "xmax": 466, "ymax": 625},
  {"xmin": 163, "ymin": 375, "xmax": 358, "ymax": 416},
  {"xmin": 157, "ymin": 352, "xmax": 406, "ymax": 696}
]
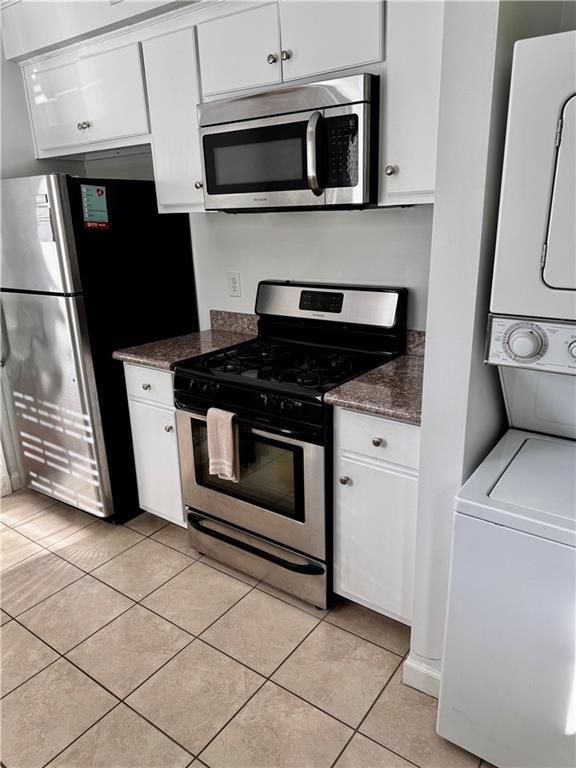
[{"xmin": 36, "ymin": 204, "xmax": 54, "ymax": 242}]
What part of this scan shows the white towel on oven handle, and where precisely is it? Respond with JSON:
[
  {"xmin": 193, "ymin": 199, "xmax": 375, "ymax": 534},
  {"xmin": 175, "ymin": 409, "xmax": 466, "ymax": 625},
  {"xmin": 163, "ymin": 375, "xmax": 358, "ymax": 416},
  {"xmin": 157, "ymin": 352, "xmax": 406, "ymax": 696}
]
[{"xmin": 206, "ymin": 407, "xmax": 240, "ymax": 483}]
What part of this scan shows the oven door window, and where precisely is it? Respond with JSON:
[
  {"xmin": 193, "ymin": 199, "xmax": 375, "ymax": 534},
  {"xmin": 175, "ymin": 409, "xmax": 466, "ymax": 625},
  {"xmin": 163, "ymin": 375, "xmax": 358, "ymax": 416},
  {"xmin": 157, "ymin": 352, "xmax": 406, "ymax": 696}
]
[
  {"xmin": 192, "ymin": 422, "xmax": 305, "ymax": 522},
  {"xmin": 203, "ymin": 121, "xmax": 309, "ymax": 195}
]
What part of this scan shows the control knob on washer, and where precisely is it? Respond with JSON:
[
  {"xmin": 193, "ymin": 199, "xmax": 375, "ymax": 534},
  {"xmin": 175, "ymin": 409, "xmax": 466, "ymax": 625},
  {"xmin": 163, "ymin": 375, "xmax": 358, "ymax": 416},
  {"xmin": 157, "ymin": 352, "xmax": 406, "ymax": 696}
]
[
  {"xmin": 568, "ymin": 341, "xmax": 576, "ymax": 361},
  {"xmin": 506, "ymin": 327, "xmax": 545, "ymax": 360}
]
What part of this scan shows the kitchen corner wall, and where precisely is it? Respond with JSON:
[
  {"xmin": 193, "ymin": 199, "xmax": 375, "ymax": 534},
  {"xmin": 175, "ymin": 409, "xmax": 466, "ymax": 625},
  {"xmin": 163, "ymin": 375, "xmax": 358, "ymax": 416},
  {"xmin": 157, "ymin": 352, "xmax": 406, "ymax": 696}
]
[{"xmin": 189, "ymin": 205, "xmax": 433, "ymax": 331}]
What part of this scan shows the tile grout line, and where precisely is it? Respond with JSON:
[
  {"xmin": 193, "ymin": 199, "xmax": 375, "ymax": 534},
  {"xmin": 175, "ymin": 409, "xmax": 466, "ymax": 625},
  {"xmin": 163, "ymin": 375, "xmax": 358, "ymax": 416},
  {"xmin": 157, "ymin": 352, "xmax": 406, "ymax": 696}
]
[
  {"xmin": 5, "ymin": 606, "xmax": 421, "ymax": 768},
  {"xmin": 38, "ymin": 701, "xmax": 124, "ymax": 768},
  {"xmin": 4, "ymin": 497, "xmax": 409, "ymax": 658},
  {"xmin": 2, "ymin": 496, "xmax": 434, "ymax": 767},
  {"xmin": 1, "ymin": 520, "xmax": 200, "ymax": 619}
]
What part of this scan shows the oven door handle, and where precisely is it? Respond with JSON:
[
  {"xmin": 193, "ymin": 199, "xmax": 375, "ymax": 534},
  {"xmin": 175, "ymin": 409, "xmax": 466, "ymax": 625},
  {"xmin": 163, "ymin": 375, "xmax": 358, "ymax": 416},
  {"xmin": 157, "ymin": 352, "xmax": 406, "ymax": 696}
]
[
  {"xmin": 175, "ymin": 404, "xmax": 323, "ymax": 444},
  {"xmin": 188, "ymin": 512, "xmax": 325, "ymax": 576},
  {"xmin": 306, "ymin": 111, "xmax": 324, "ymax": 197}
]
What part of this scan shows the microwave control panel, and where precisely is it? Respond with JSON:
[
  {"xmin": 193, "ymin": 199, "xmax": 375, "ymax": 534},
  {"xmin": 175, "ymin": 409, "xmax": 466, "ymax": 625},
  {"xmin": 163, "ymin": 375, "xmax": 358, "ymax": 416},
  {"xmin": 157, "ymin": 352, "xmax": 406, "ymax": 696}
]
[
  {"xmin": 325, "ymin": 115, "xmax": 359, "ymax": 188},
  {"xmin": 487, "ymin": 314, "xmax": 576, "ymax": 374}
]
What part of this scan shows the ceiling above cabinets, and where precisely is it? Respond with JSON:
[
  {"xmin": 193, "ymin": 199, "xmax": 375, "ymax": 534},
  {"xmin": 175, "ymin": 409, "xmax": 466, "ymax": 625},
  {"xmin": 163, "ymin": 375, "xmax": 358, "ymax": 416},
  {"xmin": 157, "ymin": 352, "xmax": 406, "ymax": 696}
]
[
  {"xmin": 12, "ymin": 0, "xmax": 444, "ymax": 213},
  {"xmin": 0, "ymin": 0, "xmax": 193, "ymax": 61}
]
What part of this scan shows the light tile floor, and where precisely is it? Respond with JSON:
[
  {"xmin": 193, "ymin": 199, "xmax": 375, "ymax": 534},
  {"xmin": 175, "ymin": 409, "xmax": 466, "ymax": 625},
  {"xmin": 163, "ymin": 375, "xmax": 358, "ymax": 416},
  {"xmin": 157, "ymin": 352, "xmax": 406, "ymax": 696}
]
[{"xmin": 0, "ymin": 490, "xmax": 486, "ymax": 768}]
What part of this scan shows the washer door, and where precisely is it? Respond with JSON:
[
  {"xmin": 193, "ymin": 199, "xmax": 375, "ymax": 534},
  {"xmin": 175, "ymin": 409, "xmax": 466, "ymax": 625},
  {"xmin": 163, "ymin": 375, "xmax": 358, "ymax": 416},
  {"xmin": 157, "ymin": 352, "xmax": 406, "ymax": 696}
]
[{"xmin": 543, "ymin": 93, "xmax": 576, "ymax": 290}]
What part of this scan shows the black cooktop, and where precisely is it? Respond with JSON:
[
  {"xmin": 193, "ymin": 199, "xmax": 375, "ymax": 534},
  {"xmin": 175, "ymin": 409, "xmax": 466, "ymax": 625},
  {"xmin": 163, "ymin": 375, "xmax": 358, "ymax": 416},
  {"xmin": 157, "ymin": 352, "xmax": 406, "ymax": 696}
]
[{"xmin": 175, "ymin": 337, "xmax": 392, "ymax": 398}]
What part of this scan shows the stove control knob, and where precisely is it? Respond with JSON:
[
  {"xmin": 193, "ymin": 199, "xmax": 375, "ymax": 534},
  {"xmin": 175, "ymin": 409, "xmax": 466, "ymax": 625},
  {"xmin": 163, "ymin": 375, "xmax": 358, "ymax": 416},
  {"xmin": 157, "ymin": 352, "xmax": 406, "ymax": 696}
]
[
  {"xmin": 279, "ymin": 400, "xmax": 293, "ymax": 413},
  {"xmin": 568, "ymin": 341, "xmax": 576, "ymax": 361},
  {"xmin": 504, "ymin": 325, "xmax": 546, "ymax": 361}
]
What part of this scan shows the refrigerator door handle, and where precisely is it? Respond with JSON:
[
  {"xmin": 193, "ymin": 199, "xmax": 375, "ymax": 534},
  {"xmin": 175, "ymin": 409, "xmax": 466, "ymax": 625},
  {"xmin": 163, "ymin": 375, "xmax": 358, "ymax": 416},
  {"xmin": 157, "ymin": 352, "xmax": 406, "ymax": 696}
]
[{"xmin": 0, "ymin": 300, "xmax": 9, "ymax": 368}]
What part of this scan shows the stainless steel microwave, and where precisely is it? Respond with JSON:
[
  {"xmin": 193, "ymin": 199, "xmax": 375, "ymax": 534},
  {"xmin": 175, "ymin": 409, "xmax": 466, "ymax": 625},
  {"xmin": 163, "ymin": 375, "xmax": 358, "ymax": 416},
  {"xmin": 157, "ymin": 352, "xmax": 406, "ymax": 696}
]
[{"xmin": 197, "ymin": 74, "xmax": 379, "ymax": 211}]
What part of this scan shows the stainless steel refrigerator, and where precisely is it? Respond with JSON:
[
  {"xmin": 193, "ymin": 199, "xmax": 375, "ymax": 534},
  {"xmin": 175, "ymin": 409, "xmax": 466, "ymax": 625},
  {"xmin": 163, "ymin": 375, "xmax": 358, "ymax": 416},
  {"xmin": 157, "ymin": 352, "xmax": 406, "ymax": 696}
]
[{"xmin": 0, "ymin": 174, "xmax": 197, "ymax": 519}]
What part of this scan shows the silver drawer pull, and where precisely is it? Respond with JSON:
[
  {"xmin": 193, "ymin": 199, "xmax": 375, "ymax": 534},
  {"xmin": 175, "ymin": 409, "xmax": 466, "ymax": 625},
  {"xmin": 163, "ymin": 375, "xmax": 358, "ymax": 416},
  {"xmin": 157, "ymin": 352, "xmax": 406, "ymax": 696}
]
[
  {"xmin": 267, "ymin": 53, "xmax": 278, "ymax": 64},
  {"xmin": 339, "ymin": 476, "xmax": 351, "ymax": 486},
  {"xmin": 384, "ymin": 165, "xmax": 398, "ymax": 176},
  {"xmin": 77, "ymin": 120, "xmax": 92, "ymax": 131},
  {"xmin": 372, "ymin": 437, "xmax": 385, "ymax": 448},
  {"xmin": 164, "ymin": 425, "xmax": 174, "ymax": 433},
  {"xmin": 142, "ymin": 383, "xmax": 151, "ymax": 391}
]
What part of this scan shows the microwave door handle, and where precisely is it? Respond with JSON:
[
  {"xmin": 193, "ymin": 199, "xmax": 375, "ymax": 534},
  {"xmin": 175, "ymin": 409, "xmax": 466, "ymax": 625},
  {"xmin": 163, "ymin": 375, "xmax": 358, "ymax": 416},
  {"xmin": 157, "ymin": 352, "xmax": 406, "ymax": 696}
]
[{"xmin": 306, "ymin": 111, "xmax": 323, "ymax": 197}]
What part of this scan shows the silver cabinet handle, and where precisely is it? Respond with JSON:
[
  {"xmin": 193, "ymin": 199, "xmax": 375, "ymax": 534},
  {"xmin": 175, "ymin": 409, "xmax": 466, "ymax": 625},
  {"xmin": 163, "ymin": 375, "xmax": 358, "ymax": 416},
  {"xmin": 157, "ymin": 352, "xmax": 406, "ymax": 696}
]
[
  {"xmin": 306, "ymin": 111, "xmax": 323, "ymax": 197},
  {"xmin": 165, "ymin": 425, "xmax": 174, "ymax": 433},
  {"xmin": 142, "ymin": 383, "xmax": 151, "ymax": 391},
  {"xmin": 267, "ymin": 53, "xmax": 278, "ymax": 64},
  {"xmin": 372, "ymin": 437, "xmax": 385, "ymax": 447},
  {"xmin": 194, "ymin": 181, "xmax": 203, "ymax": 190},
  {"xmin": 384, "ymin": 165, "xmax": 398, "ymax": 176},
  {"xmin": 281, "ymin": 49, "xmax": 292, "ymax": 61},
  {"xmin": 77, "ymin": 121, "xmax": 92, "ymax": 131},
  {"xmin": 339, "ymin": 476, "xmax": 351, "ymax": 486}
]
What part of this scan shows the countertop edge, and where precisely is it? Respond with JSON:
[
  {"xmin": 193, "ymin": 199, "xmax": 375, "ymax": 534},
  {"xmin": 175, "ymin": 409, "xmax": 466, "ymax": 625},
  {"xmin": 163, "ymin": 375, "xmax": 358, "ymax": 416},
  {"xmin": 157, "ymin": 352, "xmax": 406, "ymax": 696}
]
[{"xmin": 325, "ymin": 396, "xmax": 421, "ymax": 426}]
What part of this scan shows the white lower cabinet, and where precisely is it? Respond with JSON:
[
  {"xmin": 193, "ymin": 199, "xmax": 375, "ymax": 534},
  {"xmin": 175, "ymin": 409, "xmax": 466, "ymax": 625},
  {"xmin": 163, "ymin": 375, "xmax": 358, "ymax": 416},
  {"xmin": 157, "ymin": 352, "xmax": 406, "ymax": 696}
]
[
  {"xmin": 333, "ymin": 407, "xmax": 419, "ymax": 625},
  {"xmin": 124, "ymin": 365, "xmax": 185, "ymax": 527}
]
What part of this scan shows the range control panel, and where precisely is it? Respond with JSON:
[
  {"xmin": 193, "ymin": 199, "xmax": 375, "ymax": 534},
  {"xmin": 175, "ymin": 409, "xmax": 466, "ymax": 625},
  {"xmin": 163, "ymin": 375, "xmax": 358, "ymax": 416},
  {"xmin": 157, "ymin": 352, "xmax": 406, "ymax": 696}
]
[{"xmin": 487, "ymin": 315, "xmax": 576, "ymax": 374}]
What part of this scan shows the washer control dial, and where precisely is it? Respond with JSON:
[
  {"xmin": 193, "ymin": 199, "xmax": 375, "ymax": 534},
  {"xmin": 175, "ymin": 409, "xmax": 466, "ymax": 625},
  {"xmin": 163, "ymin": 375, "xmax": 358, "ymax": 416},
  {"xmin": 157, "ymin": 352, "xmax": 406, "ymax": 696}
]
[
  {"xmin": 569, "ymin": 341, "xmax": 576, "ymax": 361},
  {"xmin": 503, "ymin": 323, "xmax": 547, "ymax": 362}
]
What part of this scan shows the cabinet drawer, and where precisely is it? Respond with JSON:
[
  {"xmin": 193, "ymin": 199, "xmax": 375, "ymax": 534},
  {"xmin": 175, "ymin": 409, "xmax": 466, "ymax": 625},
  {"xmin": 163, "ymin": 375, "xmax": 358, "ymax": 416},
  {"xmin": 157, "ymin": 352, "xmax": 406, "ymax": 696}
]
[
  {"xmin": 25, "ymin": 42, "xmax": 149, "ymax": 153},
  {"xmin": 124, "ymin": 364, "xmax": 174, "ymax": 407},
  {"xmin": 334, "ymin": 407, "xmax": 420, "ymax": 470}
]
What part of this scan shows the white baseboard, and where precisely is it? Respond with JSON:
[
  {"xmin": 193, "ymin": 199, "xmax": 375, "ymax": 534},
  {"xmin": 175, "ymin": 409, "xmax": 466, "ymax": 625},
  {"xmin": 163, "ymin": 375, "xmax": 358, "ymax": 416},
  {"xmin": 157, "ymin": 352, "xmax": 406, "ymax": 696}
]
[{"xmin": 402, "ymin": 654, "xmax": 441, "ymax": 698}]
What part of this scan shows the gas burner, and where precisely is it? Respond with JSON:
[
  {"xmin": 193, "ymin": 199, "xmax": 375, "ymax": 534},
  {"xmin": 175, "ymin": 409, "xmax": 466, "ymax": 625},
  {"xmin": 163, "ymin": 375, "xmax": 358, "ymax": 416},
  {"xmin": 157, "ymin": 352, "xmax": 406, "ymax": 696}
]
[{"xmin": 298, "ymin": 371, "xmax": 321, "ymax": 388}]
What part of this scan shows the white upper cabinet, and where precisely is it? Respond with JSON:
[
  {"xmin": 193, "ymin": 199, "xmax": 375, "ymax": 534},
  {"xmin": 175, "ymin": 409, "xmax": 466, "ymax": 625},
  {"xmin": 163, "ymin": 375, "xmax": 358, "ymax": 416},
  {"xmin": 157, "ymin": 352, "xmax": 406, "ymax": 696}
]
[
  {"xmin": 278, "ymin": 0, "xmax": 383, "ymax": 82},
  {"xmin": 25, "ymin": 42, "xmax": 150, "ymax": 156},
  {"xmin": 197, "ymin": 0, "xmax": 384, "ymax": 97},
  {"xmin": 197, "ymin": 3, "xmax": 282, "ymax": 97},
  {"xmin": 143, "ymin": 27, "xmax": 204, "ymax": 212},
  {"xmin": 379, "ymin": 0, "xmax": 444, "ymax": 205}
]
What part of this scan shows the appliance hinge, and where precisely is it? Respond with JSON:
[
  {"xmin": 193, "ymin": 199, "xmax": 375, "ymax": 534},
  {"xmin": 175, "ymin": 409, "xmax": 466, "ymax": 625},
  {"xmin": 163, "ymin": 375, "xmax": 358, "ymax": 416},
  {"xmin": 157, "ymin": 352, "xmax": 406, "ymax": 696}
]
[
  {"xmin": 555, "ymin": 117, "xmax": 563, "ymax": 147},
  {"xmin": 541, "ymin": 242, "xmax": 548, "ymax": 269}
]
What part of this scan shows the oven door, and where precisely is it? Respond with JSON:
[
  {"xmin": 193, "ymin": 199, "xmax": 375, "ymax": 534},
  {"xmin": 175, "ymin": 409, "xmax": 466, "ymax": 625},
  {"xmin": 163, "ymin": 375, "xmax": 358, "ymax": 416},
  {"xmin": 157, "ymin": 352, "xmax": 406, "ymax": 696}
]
[
  {"xmin": 200, "ymin": 111, "xmax": 325, "ymax": 210},
  {"xmin": 176, "ymin": 409, "xmax": 326, "ymax": 560}
]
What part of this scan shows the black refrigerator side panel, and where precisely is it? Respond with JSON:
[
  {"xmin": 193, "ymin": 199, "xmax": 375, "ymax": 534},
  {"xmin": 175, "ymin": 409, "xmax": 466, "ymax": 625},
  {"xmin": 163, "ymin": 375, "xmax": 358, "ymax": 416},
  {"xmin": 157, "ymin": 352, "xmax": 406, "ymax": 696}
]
[{"xmin": 65, "ymin": 176, "xmax": 198, "ymax": 520}]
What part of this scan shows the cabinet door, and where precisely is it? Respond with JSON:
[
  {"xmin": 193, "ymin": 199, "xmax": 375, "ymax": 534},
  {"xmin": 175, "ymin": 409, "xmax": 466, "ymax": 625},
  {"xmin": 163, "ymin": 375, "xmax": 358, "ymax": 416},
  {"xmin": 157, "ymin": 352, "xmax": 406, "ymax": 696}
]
[
  {"xmin": 143, "ymin": 27, "xmax": 204, "ymax": 211},
  {"xmin": 25, "ymin": 43, "xmax": 149, "ymax": 154},
  {"xmin": 197, "ymin": 3, "xmax": 282, "ymax": 97},
  {"xmin": 380, "ymin": 1, "xmax": 444, "ymax": 204},
  {"xmin": 334, "ymin": 456, "xmax": 418, "ymax": 624},
  {"xmin": 279, "ymin": 0, "xmax": 383, "ymax": 82},
  {"xmin": 127, "ymin": 400, "xmax": 185, "ymax": 526}
]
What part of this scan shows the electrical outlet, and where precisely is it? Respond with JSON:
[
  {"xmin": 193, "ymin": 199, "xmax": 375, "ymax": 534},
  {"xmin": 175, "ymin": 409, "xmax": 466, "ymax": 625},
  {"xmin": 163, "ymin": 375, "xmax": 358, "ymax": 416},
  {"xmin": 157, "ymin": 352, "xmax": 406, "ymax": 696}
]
[{"xmin": 227, "ymin": 271, "xmax": 241, "ymax": 298}]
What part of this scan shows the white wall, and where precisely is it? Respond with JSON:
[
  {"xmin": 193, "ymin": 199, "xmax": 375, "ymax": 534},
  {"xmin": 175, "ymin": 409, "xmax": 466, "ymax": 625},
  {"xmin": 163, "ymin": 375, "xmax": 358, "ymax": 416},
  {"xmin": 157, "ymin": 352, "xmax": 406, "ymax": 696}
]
[
  {"xmin": 404, "ymin": 0, "xmax": 576, "ymax": 698},
  {"xmin": 190, "ymin": 205, "xmax": 433, "ymax": 331}
]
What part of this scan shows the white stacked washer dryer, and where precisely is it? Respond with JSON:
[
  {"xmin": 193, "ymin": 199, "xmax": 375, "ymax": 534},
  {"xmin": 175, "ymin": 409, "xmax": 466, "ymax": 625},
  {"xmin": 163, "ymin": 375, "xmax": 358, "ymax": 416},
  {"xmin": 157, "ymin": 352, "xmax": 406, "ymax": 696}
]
[{"xmin": 437, "ymin": 31, "xmax": 576, "ymax": 768}]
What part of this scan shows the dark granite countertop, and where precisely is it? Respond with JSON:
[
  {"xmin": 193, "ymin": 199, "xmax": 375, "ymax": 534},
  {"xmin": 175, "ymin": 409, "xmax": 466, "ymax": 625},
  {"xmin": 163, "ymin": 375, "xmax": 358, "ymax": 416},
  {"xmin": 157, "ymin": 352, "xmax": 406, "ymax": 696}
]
[
  {"xmin": 112, "ymin": 329, "xmax": 254, "ymax": 371},
  {"xmin": 325, "ymin": 354, "xmax": 424, "ymax": 426}
]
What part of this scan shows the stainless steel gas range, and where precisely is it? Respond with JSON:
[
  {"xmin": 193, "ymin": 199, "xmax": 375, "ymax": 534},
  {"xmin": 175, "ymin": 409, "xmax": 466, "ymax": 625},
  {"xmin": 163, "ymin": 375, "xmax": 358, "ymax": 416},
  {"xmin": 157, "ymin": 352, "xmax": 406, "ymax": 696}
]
[{"xmin": 174, "ymin": 281, "xmax": 407, "ymax": 609}]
